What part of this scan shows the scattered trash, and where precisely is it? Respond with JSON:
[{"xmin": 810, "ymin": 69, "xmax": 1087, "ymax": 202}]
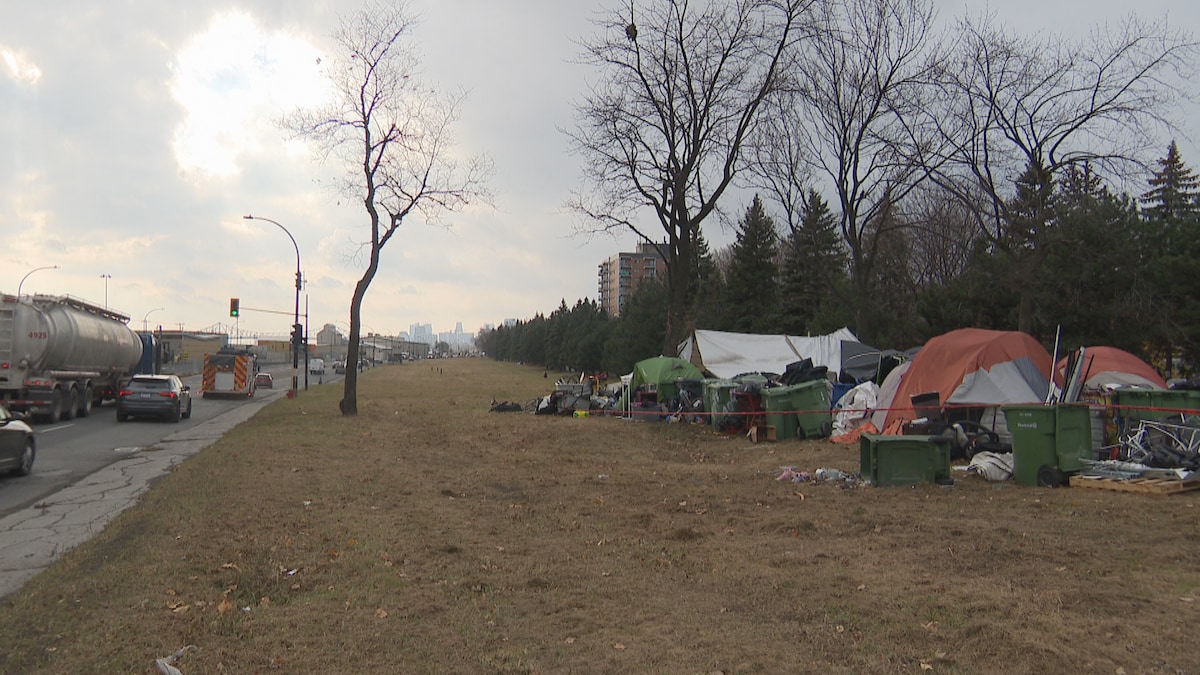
[
  {"xmin": 814, "ymin": 468, "xmax": 845, "ymax": 482},
  {"xmin": 154, "ymin": 644, "xmax": 197, "ymax": 675},
  {"xmin": 967, "ymin": 451, "xmax": 1014, "ymax": 482}
]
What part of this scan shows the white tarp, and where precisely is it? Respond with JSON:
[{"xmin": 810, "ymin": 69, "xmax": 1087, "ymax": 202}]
[{"xmin": 677, "ymin": 328, "xmax": 859, "ymax": 379}]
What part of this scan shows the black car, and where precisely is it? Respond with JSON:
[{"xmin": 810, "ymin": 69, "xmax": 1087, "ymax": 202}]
[
  {"xmin": 117, "ymin": 375, "xmax": 193, "ymax": 422},
  {"xmin": 0, "ymin": 403, "xmax": 35, "ymax": 476}
]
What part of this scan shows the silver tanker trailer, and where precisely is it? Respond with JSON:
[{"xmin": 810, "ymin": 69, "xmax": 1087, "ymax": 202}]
[{"xmin": 0, "ymin": 293, "xmax": 142, "ymax": 423}]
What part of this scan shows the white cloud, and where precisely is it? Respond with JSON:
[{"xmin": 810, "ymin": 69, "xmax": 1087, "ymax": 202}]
[
  {"xmin": 1, "ymin": 46, "xmax": 41, "ymax": 84},
  {"xmin": 169, "ymin": 10, "xmax": 330, "ymax": 180}
]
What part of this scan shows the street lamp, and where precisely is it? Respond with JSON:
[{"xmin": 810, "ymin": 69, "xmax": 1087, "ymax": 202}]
[
  {"xmin": 243, "ymin": 214, "xmax": 302, "ymax": 397},
  {"xmin": 17, "ymin": 265, "xmax": 59, "ymax": 297},
  {"xmin": 142, "ymin": 307, "xmax": 164, "ymax": 332},
  {"xmin": 99, "ymin": 273, "xmax": 112, "ymax": 309}
]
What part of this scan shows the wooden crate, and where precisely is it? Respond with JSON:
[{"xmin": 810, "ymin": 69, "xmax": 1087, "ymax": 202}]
[{"xmin": 1068, "ymin": 475, "xmax": 1200, "ymax": 496}]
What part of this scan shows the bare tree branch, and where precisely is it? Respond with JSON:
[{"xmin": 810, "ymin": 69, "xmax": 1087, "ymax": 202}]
[
  {"xmin": 568, "ymin": 0, "xmax": 813, "ymax": 352},
  {"xmin": 282, "ymin": 0, "xmax": 492, "ymax": 415}
]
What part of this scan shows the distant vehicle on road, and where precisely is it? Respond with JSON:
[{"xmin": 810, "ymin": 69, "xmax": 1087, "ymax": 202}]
[
  {"xmin": 309, "ymin": 358, "xmax": 325, "ymax": 375},
  {"xmin": 117, "ymin": 375, "xmax": 192, "ymax": 423},
  {"xmin": 333, "ymin": 361, "xmax": 346, "ymax": 374},
  {"xmin": 0, "ymin": 403, "xmax": 35, "ymax": 476},
  {"xmin": 0, "ymin": 293, "xmax": 143, "ymax": 423},
  {"xmin": 202, "ymin": 349, "xmax": 256, "ymax": 398},
  {"xmin": 254, "ymin": 372, "xmax": 274, "ymax": 389}
]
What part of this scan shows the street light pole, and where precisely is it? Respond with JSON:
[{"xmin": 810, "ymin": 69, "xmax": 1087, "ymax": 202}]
[
  {"xmin": 243, "ymin": 214, "xmax": 302, "ymax": 397},
  {"xmin": 18, "ymin": 265, "xmax": 60, "ymax": 297},
  {"xmin": 142, "ymin": 307, "xmax": 164, "ymax": 332},
  {"xmin": 99, "ymin": 274, "xmax": 112, "ymax": 309}
]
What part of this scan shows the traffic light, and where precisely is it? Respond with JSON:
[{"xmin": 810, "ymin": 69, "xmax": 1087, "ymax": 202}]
[
  {"xmin": 229, "ymin": 298, "xmax": 240, "ymax": 317},
  {"xmin": 291, "ymin": 323, "xmax": 304, "ymax": 348}
]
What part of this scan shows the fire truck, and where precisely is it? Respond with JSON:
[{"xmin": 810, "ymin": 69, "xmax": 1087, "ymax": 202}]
[{"xmin": 201, "ymin": 348, "xmax": 256, "ymax": 398}]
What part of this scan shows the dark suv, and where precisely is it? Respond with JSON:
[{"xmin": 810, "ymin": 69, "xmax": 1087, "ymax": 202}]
[{"xmin": 117, "ymin": 375, "xmax": 193, "ymax": 422}]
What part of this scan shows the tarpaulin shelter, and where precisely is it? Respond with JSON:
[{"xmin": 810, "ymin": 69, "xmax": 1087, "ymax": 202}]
[
  {"xmin": 1054, "ymin": 346, "xmax": 1166, "ymax": 390},
  {"xmin": 839, "ymin": 340, "xmax": 919, "ymax": 383},
  {"xmin": 677, "ymin": 328, "xmax": 858, "ymax": 380},
  {"xmin": 872, "ymin": 328, "xmax": 1053, "ymax": 432}
]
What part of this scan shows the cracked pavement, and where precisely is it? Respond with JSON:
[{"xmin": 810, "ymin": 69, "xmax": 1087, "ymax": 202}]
[{"xmin": 0, "ymin": 392, "xmax": 276, "ymax": 599}]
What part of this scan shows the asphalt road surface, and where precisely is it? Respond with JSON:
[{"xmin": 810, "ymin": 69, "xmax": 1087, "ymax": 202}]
[{"xmin": 0, "ymin": 365, "xmax": 341, "ymax": 519}]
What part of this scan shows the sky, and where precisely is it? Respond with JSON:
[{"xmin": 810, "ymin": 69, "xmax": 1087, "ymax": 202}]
[{"xmin": 1, "ymin": 0, "xmax": 1195, "ymax": 342}]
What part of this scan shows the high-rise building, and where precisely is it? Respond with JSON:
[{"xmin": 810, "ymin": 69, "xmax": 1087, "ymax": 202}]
[
  {"xmin": 409, "ymin": 322, "xmax": 435, "ymax": 345},
  {"xmin": 598, "ymin": 242, "xmax": 665, "ymax": 318}
]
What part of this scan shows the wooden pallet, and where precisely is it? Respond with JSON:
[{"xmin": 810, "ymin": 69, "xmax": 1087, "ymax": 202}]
[{"xmin": 1069, "ymin": 475, "xmax": 1200, "ymax": 495}]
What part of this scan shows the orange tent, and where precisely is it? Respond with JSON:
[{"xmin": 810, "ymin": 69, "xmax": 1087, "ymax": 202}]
[
  {"xmin": 1055, "ymin": 346, "xmax": 1166, "ymax": 390},
  {"xmin": 872, "ymin": 328, "xmax": 1052, "ymax": 431}
]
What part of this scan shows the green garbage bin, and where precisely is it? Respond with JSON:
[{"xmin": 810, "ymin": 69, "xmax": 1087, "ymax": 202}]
[
  {"xmin": 703, "ymin": 379, "xmax": 736, "ymax": 430},
  {"xmin": 761, "ymin": 386, "xmax": 799, "ymax": 440},
  {"xmin": 1153, "ymin": 389, "xmax": 1200, "ymax": 418},
  {"xmin": 859, "ymin": 434, "xmax": 952, "ymax": 487},
  {"xmin": 790, "ymin": 380, "xmax": 832, "ymax": 439},
  {"xmin": 1115, "ymin": 388, "xmax": 1159, "ymax": 431},
  {"xmin": 1004, "ymin": 405, "xmax": 1058, "ymax": 486},
  {"xmin": 1003, "ymin": 404, "xmax": 1093, "ymax": 486}
]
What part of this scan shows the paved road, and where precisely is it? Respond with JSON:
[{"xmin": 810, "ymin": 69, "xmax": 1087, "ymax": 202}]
[{"xmin": 0, "ymin": 365, "xmax": 342, "ymax": 599}]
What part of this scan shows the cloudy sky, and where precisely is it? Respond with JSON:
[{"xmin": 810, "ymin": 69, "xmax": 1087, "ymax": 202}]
[{"xmin": 1, "ymin": 0, "xmax": 1194, "ymax": 341}]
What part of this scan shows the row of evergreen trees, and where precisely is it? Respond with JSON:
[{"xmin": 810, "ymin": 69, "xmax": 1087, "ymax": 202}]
[{"xmin": 477, "ymin": 142, "xmax": 1200, "ymax": 379}]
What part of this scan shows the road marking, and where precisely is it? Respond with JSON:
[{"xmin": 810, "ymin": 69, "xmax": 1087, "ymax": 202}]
[
  {"xmin": 113, "ymin": 447, "xmax": 142, "ymax": 454},
  {"xmin": 38, "ymin": 423, "xmax": 76, "ymax": 434}
]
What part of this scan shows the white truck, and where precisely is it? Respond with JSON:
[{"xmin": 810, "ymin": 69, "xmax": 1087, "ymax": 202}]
[
  {"xmin": 0, "ymin": 293, "xmax": 143, "ymax": 422},
  {"xmin": 308, "ymin": 358, "xmax": 325, "ymax": 376}
]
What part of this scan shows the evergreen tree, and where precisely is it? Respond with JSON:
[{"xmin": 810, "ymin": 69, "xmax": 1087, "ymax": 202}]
[
  {"xmin": 721, "ymin": 196, "xmax": 780, "ymax": 333},
  {"xmin": 779, "ymin": 189, "xmax": 846, "ymax": 334},
  {"xmin": 1141, "ymin": 140, "xmax": 1200, "ymax": 224},
  {"xmin": 1040, "ymin": 169, "xmax": 1150, "ymax": 352},
  {"xmin": 1141, "ymin": 143, "xmax": 1200, "ymax": 375},
  {"xmin": 603, "ymin": 278, "xmax": 668, "ymax": 374},
  {"xmin": 689, "ymin": 231, "xmax": 726, "ymax": 330}
]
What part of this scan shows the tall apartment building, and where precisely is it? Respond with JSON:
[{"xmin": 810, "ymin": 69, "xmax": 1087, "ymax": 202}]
[
  {"xmin": 598, "ymin": 242, "xmax": 666, "ymax": 318},
  {"xmin": 409, "ymin": 322, "xmax": 435, "ymax": 345}
]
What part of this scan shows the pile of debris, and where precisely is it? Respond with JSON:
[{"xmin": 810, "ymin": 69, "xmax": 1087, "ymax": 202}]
[{"xmin": 1080, "ymin": 415, "xmax": 1199, "ymax": 481}]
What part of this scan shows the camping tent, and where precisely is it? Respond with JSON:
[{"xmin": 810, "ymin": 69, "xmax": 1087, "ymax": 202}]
[
  {"xmin": 677, "ymin": 328, "xmax": 858, "ymax": 379},
  {"xmin": 1055, "ymin": 346, "xmax": 1167, "ymax": 390},
  {"xmin": 872, "ymin": 328, "xmax": 1053, "ymax": 432},
  {"xmin": 839, "ymin": 340, "xmax": 919, "ymax": 383},
  {"xmin": 619, "ymin": 356, "xmax": 706, "ymax": 410}
]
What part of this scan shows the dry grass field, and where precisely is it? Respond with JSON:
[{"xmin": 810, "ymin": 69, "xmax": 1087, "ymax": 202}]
[{"xmin": 1, "ymin": 357, "xmax": 1198, "ymax": 674}]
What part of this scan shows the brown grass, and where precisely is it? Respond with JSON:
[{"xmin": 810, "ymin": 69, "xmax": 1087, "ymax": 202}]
[{"xmin": 1, "ymin": 358, "xmax": 1198, "ymax": 674}]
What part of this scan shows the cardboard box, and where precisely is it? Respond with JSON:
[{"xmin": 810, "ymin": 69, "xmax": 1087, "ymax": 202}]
[{"xmin": 749, "ymin": 425, "xmax": 777, "ymax": 443}]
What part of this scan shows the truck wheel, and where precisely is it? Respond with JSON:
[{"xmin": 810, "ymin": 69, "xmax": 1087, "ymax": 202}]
[
  {"xmin": 79, "ymin": 385, "xmax": 94, "ymax": 418},
  {"xmin": 63, "ymin": 388, "xmax": 78, "ymax": 421},
  {"xmin": 47, "ymin": 389, "xmax": 64, "ymax": 424}
]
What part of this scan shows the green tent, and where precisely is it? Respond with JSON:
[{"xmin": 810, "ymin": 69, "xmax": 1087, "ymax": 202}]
[{"xmin": 619, "ymin": 356, "xmax": 706, "ymax": 411}]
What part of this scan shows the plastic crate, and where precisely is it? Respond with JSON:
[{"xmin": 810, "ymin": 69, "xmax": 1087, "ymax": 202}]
[
  {"xmin": 555, "ymin": 382, "xmax": 593, "ymax": 397},
  {"xmin": 859, "ymin": 434, "xmax": 952, "ymax": 487}
]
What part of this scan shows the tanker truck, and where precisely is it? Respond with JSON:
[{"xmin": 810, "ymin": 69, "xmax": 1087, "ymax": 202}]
[{"xmin": 0, "ymin": 293, "xmax": 143, "ymax": 423}]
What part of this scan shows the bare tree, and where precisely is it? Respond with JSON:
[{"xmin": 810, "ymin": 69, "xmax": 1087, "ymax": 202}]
[
  {"xmin": 927, "ymin": 13, "xmax": 1196, "ymax": 334},
  {"xmin": 569, "ymin": 0, "xmax": 812, "ymax": 354},
  {"xmin": 285, "ymin": 1, "xmax": 492, "ymax": 415},
  {"xmin": 769, "ymin": 0, "xmax": 942, "ymax": 341}
]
